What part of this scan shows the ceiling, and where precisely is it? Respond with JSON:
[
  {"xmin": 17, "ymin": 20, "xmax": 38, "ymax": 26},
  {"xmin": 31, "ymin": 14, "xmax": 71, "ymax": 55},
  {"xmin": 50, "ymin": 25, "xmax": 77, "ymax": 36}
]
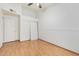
[{"xmin": 22, "ymin": 3, "xmax": 57, "ymax": 12}]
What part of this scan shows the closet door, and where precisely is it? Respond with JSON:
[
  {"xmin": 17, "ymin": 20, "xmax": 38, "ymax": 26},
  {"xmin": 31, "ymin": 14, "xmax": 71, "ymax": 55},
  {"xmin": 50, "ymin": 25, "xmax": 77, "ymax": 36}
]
[
  {"xmin": 20, "ymin": 19, "xmax": 30, "ymax": 41},
  {"xmin": 4, "ymin": 16, "xmax": 18, "ymax": 42},
  {"xmin": 0, "ymin": 16, "xmax": 3, "ymax": 47},
  {"xmin": 30, "ymin": 22, "xmax": 38, "ymax": 40}
]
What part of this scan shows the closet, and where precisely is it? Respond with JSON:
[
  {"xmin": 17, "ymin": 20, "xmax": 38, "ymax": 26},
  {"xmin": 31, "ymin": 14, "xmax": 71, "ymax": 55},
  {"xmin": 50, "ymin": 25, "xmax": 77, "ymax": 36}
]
[
  {"xmin": 20, "ymin": 6, "xmax": 38, "ymax": 41},
  {"xmin": 0, "ymin": 9, "xmax": 19, "ymax": 43},
  {"xmin": 4, "ymin": 16, "xmax": 19, "ymax": 42},
  {"xmin": 0, "ymin": 12, "xmax": 3, "ymax": 47},
  {"xmin": 20, "ymin": 16, "xmax": 38, "ymax": 41}
]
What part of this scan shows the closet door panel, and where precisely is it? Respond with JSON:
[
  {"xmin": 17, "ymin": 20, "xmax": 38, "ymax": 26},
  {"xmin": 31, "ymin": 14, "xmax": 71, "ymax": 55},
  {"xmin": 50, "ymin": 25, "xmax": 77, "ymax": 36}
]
[
  {"xmin": 15, "ymin": 16, "xmax": 19, "ymax": 40},
  {"xmin": 4, "ymin": 16, "xmax": 18, "ymax": 42},
  {"xmin": 20, "ymin": 19, "xmax": 30, "ymax": 41},
  {"xmin": 31, "ymin": 22, "xmax": 38, "ymax": 40},
  {"xmin": 0, "ymin": 16, "xmax": 3, "ymax": 47}
]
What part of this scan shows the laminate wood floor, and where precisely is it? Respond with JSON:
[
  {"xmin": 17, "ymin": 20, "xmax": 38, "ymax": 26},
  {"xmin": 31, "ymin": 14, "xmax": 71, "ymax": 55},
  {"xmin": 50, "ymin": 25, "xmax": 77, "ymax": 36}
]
[{"xmin": 0, "ymin": 40, "xmax": 78, "ymax": 56}]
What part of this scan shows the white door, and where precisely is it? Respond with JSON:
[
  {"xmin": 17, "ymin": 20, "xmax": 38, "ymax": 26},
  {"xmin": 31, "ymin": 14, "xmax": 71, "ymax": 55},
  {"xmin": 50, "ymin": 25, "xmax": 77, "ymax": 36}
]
[
  {"xmin": 0, "ymin": 16, "xmax": 3, "ymax": 47},
  {"xmin": 20, "ymin": 19, "xmax": 30, "ymax": 41},
  {"xmin": 30, "ymin": 22, "xmax": 38, "ymax": 40},
  {"xmin": 4, "ymin": 15, "xmax": 19, "ymax": 42}
]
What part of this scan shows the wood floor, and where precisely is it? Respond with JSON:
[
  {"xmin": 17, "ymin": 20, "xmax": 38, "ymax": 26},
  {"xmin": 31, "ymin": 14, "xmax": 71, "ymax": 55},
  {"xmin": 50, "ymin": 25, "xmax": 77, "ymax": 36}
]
[{"xmin": 0, "ymin": 40, "xmax": 78, "ymax": 56}]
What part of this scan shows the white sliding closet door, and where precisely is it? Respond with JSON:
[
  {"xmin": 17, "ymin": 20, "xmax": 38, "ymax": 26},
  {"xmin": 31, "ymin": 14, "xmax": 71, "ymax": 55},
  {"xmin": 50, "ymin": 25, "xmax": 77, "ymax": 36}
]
[
  {"xmin": 30, "ymin": 22, "xmax": 38, "ymax": 40},
  {"xmin": 4, "ymin": 16, "xmax": 19, "ymax": 42},
  {"xmin": 0, "ymin": 16, "xmax": 3, "ymax": 47},
  {"xmin": 20, "ymin": 19, "xmax": 30, "ymax": 41}
]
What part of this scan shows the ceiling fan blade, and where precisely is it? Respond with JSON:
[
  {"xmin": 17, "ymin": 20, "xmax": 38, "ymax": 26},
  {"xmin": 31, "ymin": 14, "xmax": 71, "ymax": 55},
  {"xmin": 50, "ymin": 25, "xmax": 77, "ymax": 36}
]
[{"xmin": 28, "ymin": 3, "xmax": 33, "ymax": 6}]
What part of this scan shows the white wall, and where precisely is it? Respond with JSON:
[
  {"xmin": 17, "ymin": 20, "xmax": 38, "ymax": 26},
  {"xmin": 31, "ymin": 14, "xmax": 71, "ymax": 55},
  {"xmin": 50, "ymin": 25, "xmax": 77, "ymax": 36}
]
[
  {"xmin": 0, "ymin": 3, "xmax": 37, "ymax": 18},
  {"xmin": 39, "ymin": 3, "xmax": 79, "ymax": 53},
  {"xmin": 22, "ymin": 7, "xmax": 37, "ymax": 18},
  {"xmin": 0, "ymin": 3, "xmax": 22, "ymax": 15},
  {"xmin": 0, "ymin": 3, "xmax": 39, "ymax": 19}
]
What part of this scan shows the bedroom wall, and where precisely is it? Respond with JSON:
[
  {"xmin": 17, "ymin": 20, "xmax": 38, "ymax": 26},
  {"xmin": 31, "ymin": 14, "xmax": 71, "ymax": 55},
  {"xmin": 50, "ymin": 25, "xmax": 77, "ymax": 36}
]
[
  {"xmin": 0, "ymin": 3, "xmax": 22, "ymax": 15},
  {"xmin": 39, "ymin": 3, "xmax": 79, "ymax": 53},
  {"xmin": 22, "ymin": 6, "xmax": 37, "ymax": 18}
]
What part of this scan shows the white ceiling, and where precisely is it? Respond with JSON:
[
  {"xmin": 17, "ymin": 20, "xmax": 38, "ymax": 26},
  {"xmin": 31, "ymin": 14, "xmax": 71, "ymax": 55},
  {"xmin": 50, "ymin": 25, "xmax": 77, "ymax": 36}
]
[{"xmin": 22, "ymin": 3, "xmax": 57, "ymax": 12}]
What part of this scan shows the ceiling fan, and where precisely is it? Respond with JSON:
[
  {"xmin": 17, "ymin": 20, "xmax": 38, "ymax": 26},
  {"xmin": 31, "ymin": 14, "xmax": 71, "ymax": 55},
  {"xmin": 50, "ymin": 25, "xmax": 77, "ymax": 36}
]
[{"xmin": 28, "ymin": 3, "xmax": 42, "ymax": 8}]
